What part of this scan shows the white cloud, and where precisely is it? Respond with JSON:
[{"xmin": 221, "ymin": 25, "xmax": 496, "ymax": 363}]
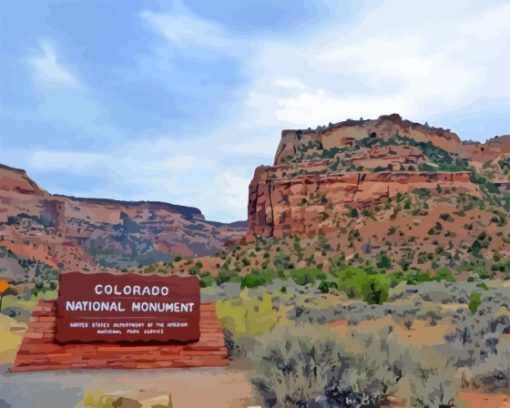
[
  {"xmin": 29, "ymin": 40, "xmax": 80, "ymax": 87},
  {"xmin": 140, "ymin": 7, "xmax": 230, "ymax": 48},
  {"xmin": 222, "ymin": 172, "xmax": 250, "ymax": 210},
  {"xmin": 275, "ymin": 90, "xmax": 407, "ymax": 126},
  {"xmin": 273, "ymin": 78, "xmax": 307, "ymax": 90},
  {"xmin": 245, "ymin": 0, "xmax": 510, "ymax": 131}
]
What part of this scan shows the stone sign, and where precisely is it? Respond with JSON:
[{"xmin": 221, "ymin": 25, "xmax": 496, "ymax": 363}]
[{"xmin": 55, "ymin": 272, "xmax": 200, "ymax": 343}]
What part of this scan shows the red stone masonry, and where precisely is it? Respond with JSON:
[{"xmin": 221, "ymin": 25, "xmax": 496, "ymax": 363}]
[{"xmin": 11, "ymin": 300, "xmax": 229, "ymax": 372}]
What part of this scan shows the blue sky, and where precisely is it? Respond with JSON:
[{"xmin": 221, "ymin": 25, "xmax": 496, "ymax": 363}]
[{"xmin": 1, "ymin": 0, "xmax": 509, "ymax": 222}]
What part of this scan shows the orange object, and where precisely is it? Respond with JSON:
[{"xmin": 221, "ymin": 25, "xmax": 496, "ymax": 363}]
[{"xmin": 0, "ymin": 279, "xmax": 8, "ymax": 295}]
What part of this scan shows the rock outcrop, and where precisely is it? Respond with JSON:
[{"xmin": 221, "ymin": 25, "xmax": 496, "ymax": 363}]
[
  {"xmin": 0, "ymin": 165, "xmax": 246, "ymax": 278},
  {"xmin": 247, "ymin": 167, "xmax": 476, "ymax": 239},
  {"xmin": 274, "ymin": 114, "xmax": 508, "ymax": 165},
  {"xmin": 243, "ymin": 115, "xmax": 509, "ymax": 251}
]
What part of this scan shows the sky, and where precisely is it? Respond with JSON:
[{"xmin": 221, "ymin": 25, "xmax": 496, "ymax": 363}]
[{"xmin": 0, "ymin": 0, "xmax": 509, "ymax": 222}]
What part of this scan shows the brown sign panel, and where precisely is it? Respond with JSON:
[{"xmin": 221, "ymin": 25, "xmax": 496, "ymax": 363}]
[{"xmin": 56, "ymin": 272, "xmax": 200, "ymax": 343}]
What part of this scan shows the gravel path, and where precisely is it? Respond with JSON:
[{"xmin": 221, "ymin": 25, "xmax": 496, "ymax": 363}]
[{"xmin": 0, "ymin": 365, "xmax": 255, "ymax": 408}]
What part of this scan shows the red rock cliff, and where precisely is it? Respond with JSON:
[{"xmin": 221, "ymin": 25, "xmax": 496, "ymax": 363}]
[{"xmin": 243, "ymin": 115, "xmax": 503, "ymax": 242}]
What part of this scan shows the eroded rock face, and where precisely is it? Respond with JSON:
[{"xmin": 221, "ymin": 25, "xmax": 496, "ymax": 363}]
[
  {"xmin": 274, "ymin": 114, "xmax": 508, "ymax": 165},
  {"xmin": 0, "ymin": 164, "xmax": 47, "ymax": 196},
  {"xmin": 244, "ymin": 114, "xmax": 508, "ymax": 243},
  {"xmin": 0, "ymin": 165, "xmax": 246, "ymax": 277},
  {"xmin": 274, "ymin": 114, "xmax": 464, "ymax": 165},
  {"xmin": 247, "ymin": 167, "xmax": 476, "ymax": 239}
]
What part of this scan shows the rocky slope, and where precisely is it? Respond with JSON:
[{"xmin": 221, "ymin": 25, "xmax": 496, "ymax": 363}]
[
  {"xmin": 0, "ymin": 165, "xmax": 246, "ymax": 280},
  {"xmin": 235, "ymin": 114, "xmax": 509, "ymax": 274},
  {"xmin": 274, "ymin": 114, "xmax": 508, "ymax": 165}
]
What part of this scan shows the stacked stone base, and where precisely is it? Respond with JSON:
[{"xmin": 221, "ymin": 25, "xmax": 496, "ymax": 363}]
[{"xmin": 12, "ymin": 300, "xmax": 229, "ymax": 372}]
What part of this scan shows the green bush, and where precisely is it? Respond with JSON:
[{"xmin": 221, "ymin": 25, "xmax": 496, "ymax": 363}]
[
  {"xmin": 434, "ymin": 267, "xmax": 455, "ymax": 282},
  {"xmin": 215, "ymin": 267, "xmax": 240, "ymax": 286},
  {"xmin": 199, "ymin": 271, "xmax": 214, "ymax": 288},
  {"xmin": 349, "ymin": 207, "xmax": 359, "ymax": 218},
  {"xmin": 376, "ymin": 251, "xmax": 392, "ymax": 269},
  {"xmin": 318, "ymin": 280, "xmax": 329, "ymax": 293},
  {"xmin": 335, "ymin": 266, "xmax": 390, "ymax": 304},
  {"xmin": 468, "ymin": 292, "xmax": 482, "ymax": 314},
  {"xmin": 240, "ymin": 269, "xmax": 276, "ymax": 288},
  {"xmin": 471, "ymin": 231, "xmax": 492, "ymax": 256},
  {"xmin": 364, "ymin": 274, "xmax": 390, "ymax": 304},
  {"xmin": 189, "ymin": 261, "xmax": 202, "ymax": 275},
  {"xmin": 391, "ymin": 269, "xmax": 433, "ymax": 285},
  {"xmin": 439, "ymin": 213, "xmax": 454, "ymax": 222},
  {"xmin": 289, "ymin": 267, "xmax": 326, "ymax": 286},
  {"xmin": 216, "ymin": 289, "xmax": 287, "ymax": 358}
]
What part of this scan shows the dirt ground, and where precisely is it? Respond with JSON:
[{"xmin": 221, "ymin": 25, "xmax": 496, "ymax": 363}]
[
  {"xmin": 458, "ymin": 391, "xmax": 510, "ymax": 408},
  {"xmin": 328, "ymin": 315, "xmax": 451, "ymax": 346},
  {"xmin": 0, "ymin": 365, "xmax": 258, "ymax": 408}
]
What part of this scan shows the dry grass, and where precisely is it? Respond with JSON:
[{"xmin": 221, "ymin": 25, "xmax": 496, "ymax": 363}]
[{"xmin": 0, "ymin": 314, "xmax": 25, "ymax": 364}]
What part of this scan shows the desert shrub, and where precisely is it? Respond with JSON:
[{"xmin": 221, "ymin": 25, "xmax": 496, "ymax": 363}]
[
  {"xmin": 415, "ymin": 305, "xmax": 444, "ymax": 326},
  {"xmin": 335, "ymin": 267, "xmax": 390, "ymax": 304},
  {"xmin": 251, "ymin": 324, "xmax": 344, "ymax": 407},
  {"xmin": 470, "ymin": 340, "xmax": 510, "ymax": 392},
  {"xmin": 216, "ymin": 288, "xmax": 287, "ymax": 358},
  {"xmin": 201, "ymin": 281, "xmax": 243, "ymax": 302},
  {"xmin": 443, "ymin": 294, "xmax": 510, "ymax": 367},
  {"xmin": 409, "ymin": 352, "xmax": 460, "ymax": 408},
  {"xmin": 198, "ymin": 271, "xmax": 215, "ymax": 288},
  {"xmin": 215, "ymin": 266, "xmax": 241, "ymax": 285},
  {"xmin": 327, "ymin": 327, "xmax": 409, "ymax": 403},
  {"xmin": 241, "ymin": 268, "xmax": 277, "ymax": 288},
  {"xmin": 470, "ymin": 231, "xmax": 492, "ymax": 256},
  {"xmin": 439, "ymin": 213, "xmax": 454, "ymax": 222},
  {"xmin": 375, "ymin": 252, "xmax": 392, "ymax": 269},
  {"xmin": 289, "ymin": 267, "xmax": 326, "ymax": 286},
  {"xmin": 324, "ymin": 299, "xmax": 429, "ymax": 327},
  {"xmin": 363, "ymin": 275, "xmax": 390, "ymax": 305},
  {"xmin": 318, "ymin": 280, "xmax": 330, "ymax": 293},
  {"xmin": 390, "ymin": 269, "xmax": 433, "ymax": 285},
  {"xmin": 288, "ymin": 296, "xmax": 337, "ymax": 324},
  {"xmin": 411, "ymin": 282, "xmax": 472, "ymax": 304},
  {"xmin": 1, "ymin": 306, "xmax": 31, "ymax": 322},
  {"xmin": 240, "ymin": 273, "xmax": 267, "ymax": 289},
  {"xmin": 434, "ymin": 267, "xmax": 455, "ymax": 282},
  {"xmin": 468, "ymin": 292, "xmax": 482, "ymax": 314},
  {"xmin": 189, "ymin": 261, "xmax": 202, "ymax": 275},
  {"xmin": 251, "ymin": 325, "xmax": 408, "ymax": 408},
  {"xmin": 388, "ymin": 281, "xmax": 407, "ymax": 300}
]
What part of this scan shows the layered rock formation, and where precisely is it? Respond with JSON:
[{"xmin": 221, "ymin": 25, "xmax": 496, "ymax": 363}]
[
  {"xmin": 274, "ymin": 114, "xmax": 509, "ymax": 165},
  {"xmin": 241, "ymin": 115, "xmax": 509, "ymax": 270},
  {"xmin": 245, "ymin": 114, "xmax": 509, "ymax": 240},
  {"xmin": 248, "ymin": 169, "xmax": 475, "ymax": 238},
  {"xmin": 0, "ymin": 165, "xmax": 246, "ymax": 278}
]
